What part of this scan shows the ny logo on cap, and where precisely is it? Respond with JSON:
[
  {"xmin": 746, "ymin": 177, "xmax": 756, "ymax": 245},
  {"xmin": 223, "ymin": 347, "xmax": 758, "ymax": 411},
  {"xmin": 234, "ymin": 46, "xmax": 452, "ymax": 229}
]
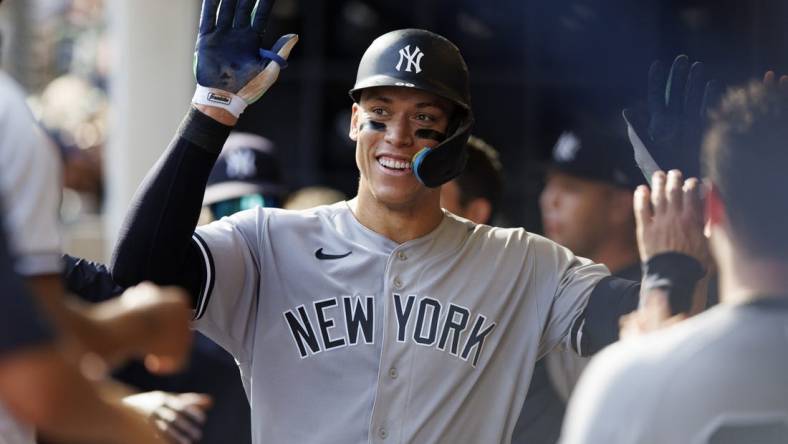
[
  {"xmin": 396, "ymin": 45, "xmax": 424, "ymax": 73},
  {"xmin": 226, "ymin": 148, "xmax": 257, "ymax": 179},
  {"xmin": 553, "ymin": 132, "xmax": 581, "ymax": 162}
]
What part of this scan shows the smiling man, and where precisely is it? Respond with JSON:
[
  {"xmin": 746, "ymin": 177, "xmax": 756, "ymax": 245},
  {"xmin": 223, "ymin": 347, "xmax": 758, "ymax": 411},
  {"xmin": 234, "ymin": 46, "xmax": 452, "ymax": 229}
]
[{"xmin": 110, "ymin": 1, "xmax": 709, "ymax": 442}]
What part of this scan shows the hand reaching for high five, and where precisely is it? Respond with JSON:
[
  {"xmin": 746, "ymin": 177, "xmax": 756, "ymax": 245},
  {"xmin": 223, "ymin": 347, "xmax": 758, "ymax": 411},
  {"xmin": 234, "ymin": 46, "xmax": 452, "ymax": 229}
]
[
  {"xmin": 192, "ymin": 0, "xmax": 298, "ymax": 119},
  {"xmin": 623, "ymin": 55, "xmax": 721, "ymax": 184},
  {"xmin": 634, "ymin": 170, "xmax": 708, "ymax": 264},
  {"xmin": 635, "ymin": 170, "xmax": 710, "ymax": 315}
]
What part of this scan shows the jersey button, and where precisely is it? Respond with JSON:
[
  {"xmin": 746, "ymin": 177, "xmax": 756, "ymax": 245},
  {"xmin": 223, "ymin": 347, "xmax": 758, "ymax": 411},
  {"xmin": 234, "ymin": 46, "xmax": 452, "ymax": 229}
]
[
  {"xmin": 393, "ymin": 277, "xmax": 403, "ymax": 289},
  {"xmin": 378, "ymin": 426, "xmax": 388, "ymax": 439},
  {"xmin": 397, "ymin": 251, "xmax": 408, "ymax": 261},
  {"xmin": 389, "ymin": 367, "xmax": 398, "ymax": 379}
]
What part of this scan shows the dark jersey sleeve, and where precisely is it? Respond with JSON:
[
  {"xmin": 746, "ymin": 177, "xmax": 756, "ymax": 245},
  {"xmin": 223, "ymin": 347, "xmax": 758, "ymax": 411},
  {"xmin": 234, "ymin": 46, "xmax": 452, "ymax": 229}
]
[
  {"xmin": 0, "ymin": 220, "xmax": 54, "ymax": 357},
  {"xmin": 110, "ymin": 108, "xmax": 232, "ymax": 307},
  {"xmin": 571, "ymin": 253, "xmax": 705, "ymax": 357},
  {"xmin": 571, "ymin": 276, "xmax": 640, "ymax": 356}
]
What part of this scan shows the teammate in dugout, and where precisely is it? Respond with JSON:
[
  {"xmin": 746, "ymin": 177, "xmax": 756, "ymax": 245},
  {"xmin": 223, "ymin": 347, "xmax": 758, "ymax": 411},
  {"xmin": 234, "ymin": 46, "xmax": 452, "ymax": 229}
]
[
  {"xmin": 560, "ymin": 75, "xmax": 788, "ymax": 444},
  {"xmin": 109, "ymin": 0, "xmax": 708, "ymax": 442},
  {"xmin": 536, "ymin": 117, "xmax": 646, "ymax": 410}
]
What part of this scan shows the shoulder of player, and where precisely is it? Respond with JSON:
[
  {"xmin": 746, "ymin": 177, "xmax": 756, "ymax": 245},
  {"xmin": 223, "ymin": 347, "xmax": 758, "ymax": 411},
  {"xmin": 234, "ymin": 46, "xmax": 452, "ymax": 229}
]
[
  {"xmin": 646, "ymin": 303, "xmax": 787, "ymax": 381},
  {"xmin": 568, "ymin": 330, "xmax": 672, "ymax": 428},
  {"xmin": 585, "ymin": 305, "xmax": 739, "ymax": 385},
  {"xmin": 0, "ymin": 72, "xmax": 56, "ymax": 168},
  {"xmin": 0, "ymin": 71, "xmax": 29, "ymax": 119},
  {"xmin": 463, "ymin": 222, "xmax": 586, "ymax": 259},
  {"xmin": 262, "ymin": 200, "xmax": 349, "ymax": 227},
  {"xmin": 566, "ymin": 306, "xmax": 785, "ymax": 443},
  {"xmin": 450, "ymin": 214, "xmax": 530, "ymax": 244},
  {"xmin": 623, "ymin": 306, "xmax": 731, "ymax": 351},
  {"xmin": 563, "ymin": 333, "xmax": 664, "ymax": 443},
  {"xmin": 0, "ymin": 70, "xmax": 22, "ymax": 98}
]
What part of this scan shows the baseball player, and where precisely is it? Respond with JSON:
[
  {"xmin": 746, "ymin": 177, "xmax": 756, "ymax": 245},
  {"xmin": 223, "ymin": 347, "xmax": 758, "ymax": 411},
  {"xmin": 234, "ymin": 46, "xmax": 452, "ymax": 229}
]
[
  {"xmin": 0, "ymin": 216, "xmax": 176, "ymax": 444},
  {"xmin": 111, "ymin": 1, "xmax": 708, "ymax": 442},
  {"xmin": 540, "ymin": 117, "xmax": 644, "ymax": 282},
  {"xmin": 561, "ymin": 79, "xmax": 788, "ymax": 444},
  {"xmin": 0, "ymin": 74, "xmax": 194, "ymax": 444},
  {"xmin": 539, "ymin": 117, "xmax": 646, "ymax": 393},
  {"xmin": 0, "ymin": 4, "xmax": 197, "ymax": 440}
]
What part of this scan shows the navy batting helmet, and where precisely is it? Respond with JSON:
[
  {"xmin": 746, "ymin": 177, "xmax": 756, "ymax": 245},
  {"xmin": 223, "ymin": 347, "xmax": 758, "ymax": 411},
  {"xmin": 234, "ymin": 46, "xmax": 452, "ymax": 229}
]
[{"xmin": 349, "ymin": 29, "xmax": 474, "ymax": 188}]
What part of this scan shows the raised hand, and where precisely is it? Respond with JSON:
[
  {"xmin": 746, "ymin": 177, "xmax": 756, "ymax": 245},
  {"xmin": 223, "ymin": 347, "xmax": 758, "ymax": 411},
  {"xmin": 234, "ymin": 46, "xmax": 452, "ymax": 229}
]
[
  {"xmin": 634, "ymin": 169, "xmax": 710, "ymax": 314},
  {"xmin": 623, "ymin": 55, "xmax": 721, "ymax": 184},
  {"xmin": 193, "ymin": 0, "xmax": 298, "ymax": 117},
  {"xmin": 633, "ymin": 170, "xmax": 708, "ymax": 263}
]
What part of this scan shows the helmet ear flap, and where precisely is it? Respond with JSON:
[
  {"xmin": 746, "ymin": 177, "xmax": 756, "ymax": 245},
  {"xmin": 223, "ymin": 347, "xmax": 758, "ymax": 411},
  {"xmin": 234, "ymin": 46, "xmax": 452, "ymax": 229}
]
[{"xmin": 412, "ymin": 114, "xmax": 473, "ymax": 188}]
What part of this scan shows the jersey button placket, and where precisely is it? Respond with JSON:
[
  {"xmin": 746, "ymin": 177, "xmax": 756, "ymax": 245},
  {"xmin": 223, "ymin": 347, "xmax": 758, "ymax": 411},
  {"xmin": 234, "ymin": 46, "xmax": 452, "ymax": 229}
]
[{"xmin": 371, "ymin": 251, "xmax": 410, "ymax": 443}]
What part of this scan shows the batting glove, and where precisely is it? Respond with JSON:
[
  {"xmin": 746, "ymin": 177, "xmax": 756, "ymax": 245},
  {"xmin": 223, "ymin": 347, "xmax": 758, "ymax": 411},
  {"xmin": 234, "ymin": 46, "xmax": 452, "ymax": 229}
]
[
  {"xmin": 192, "ymin": 0, "xmax": 298, "ymax": 118},
  {"xmin": 622, "ymin": 55, "xmax": 721, "ymax": 184}
]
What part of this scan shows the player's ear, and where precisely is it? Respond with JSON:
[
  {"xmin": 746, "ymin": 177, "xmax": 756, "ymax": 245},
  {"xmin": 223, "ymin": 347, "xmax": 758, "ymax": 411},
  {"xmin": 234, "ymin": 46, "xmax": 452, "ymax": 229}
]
[
  {"xmin": 705, "ymin": 181, "xmax": 725, "ymax": 234},
  {"xmin": 349, "ymin": 103, "xmax": 360, "ymax": 142}
]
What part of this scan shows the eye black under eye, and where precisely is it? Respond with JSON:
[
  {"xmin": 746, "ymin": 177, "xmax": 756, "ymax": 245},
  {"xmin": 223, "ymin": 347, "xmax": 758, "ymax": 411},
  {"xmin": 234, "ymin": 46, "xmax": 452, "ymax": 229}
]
[
  {"xmin": 361, "ymin": 120, "xmax": 386, "ymax": 132},
  {"xmin": 414, "ymin": 129, "xmax": 446, "ymax": 142}
]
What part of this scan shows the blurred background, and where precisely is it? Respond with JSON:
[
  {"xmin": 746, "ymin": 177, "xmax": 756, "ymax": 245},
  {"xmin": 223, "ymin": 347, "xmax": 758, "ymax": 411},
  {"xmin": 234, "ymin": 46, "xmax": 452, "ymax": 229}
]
[{"xmin": 1, "ymin": 0, "xmax": 786, "ymax": 262}]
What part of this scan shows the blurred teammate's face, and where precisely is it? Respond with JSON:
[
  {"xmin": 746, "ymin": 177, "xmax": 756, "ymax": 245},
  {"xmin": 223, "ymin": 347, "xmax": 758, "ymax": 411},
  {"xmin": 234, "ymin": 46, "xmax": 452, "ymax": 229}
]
[
  {"xmin": 539, "ymin": 171, "xmax": 617, "ymax": 257},
  {"xmin": 351, "ymin": 86, "xmax": 451, "ymax": 210}
]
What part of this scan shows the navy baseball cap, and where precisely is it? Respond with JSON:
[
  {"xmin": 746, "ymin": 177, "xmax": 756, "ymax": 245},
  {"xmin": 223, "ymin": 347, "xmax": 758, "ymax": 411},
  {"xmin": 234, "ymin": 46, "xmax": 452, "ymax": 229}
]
[
  {"xmin": 547, "ymin": 120, "xmax": 644, "ymax": 190},
  {"xmin": 203, "ymin": 132, "xmax": 286, "ymax": 206}
]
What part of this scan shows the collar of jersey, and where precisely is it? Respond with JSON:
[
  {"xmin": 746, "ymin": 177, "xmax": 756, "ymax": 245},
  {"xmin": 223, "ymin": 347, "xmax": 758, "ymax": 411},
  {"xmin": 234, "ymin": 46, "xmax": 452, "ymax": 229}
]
[{"xmin": 333, "ymin": 199, "xmax": 469, "ymax": 257}]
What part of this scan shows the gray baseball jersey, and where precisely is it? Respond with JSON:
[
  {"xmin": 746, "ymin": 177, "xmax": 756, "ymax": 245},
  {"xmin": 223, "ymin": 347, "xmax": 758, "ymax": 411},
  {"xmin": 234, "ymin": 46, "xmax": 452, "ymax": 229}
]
[
  {"xmin": 0, "ymin": 71, "xmax": 62, "ymax": 278},
  {"xmin": 192, "ymin": 199, "xmax": 608, "ymax": 443},
  {"xmin": 561, "ymin": 298, "xmax": 788, "ymax": 444}
]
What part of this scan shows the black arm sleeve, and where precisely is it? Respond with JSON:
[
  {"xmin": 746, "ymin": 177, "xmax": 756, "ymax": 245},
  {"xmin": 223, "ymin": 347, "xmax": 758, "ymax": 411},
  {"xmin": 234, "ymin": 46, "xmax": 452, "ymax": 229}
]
[
  {"xmin": 62, "ymin": 254, "xmax": 125, "ymax": 302},
  {"xmin": 572, "ymin": 276, "xmax": 639, "ymax": 356},
  {"xmin": 571, "ymin": 252, "xmax": 705, "ymax": 357},
  {"xmin": 110, "ymin": 108, "xmax": 232, "ymax": 306}
]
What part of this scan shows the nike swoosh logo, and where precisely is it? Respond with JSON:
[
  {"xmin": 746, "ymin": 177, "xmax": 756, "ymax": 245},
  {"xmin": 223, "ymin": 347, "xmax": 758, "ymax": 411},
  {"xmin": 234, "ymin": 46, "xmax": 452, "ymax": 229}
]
[{"xmin": 315, "ymin": 248, "xmax": 352, "ymax": 260}]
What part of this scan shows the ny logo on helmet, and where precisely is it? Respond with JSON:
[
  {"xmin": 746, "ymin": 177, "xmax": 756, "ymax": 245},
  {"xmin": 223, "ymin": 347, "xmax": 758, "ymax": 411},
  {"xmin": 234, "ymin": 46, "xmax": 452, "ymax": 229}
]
[{"xmin": 396, "ymin": 45, "xmax": 424, "ymax": 73}]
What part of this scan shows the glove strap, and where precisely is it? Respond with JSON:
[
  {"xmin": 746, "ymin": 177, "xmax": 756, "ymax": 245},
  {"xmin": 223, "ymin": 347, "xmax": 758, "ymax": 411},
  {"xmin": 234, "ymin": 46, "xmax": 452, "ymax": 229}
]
[
  {"xmin": 192, "ymin": 85, "xmax": 247, "ymax": 118},
  {"xmin": 259, "ymin": 48, "xmax": 288, "ymax": 69}
]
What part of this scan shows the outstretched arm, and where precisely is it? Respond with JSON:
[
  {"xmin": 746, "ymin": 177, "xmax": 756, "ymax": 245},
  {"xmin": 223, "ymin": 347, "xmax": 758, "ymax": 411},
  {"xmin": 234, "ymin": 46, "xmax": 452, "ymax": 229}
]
[
  {"xmin": 570, "ymin": 170, "xmax": 708, "ymax": 356},
  {"xmin": 0, "ymin": 220, "xmax": 166, "ymax": 443},
  {"xmin": 110, "ymin": 0, "xmax": 297, "ymax": 300},
  {"xmin": 110, "ymin": 110, "xmax": 230, "ymax": 298},
  {"xmin": 0, "ymin": 346, "xmax": 168, "ymax": 444}
]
